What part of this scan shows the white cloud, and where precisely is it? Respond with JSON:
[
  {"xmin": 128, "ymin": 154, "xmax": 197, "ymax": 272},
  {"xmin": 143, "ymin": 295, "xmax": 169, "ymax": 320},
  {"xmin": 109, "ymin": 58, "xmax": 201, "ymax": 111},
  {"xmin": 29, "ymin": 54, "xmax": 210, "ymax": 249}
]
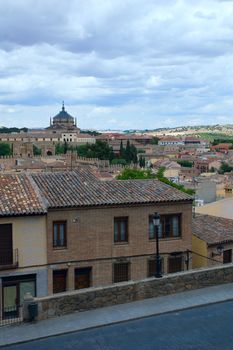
[
  {"xmin": 145, "ymin": 76, "xmax": 162, "ymax": 88},
  {"xmin": 0, "ymin": 0, "xmax": 233, "ymax": 129}
]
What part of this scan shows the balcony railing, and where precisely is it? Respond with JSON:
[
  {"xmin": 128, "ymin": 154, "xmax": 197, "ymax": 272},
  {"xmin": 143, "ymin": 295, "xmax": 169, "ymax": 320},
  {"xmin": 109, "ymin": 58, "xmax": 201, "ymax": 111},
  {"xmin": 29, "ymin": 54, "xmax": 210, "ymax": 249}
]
[{"xmin": 0, "ymin": 249, "xmax": 18, "ymax": 270}]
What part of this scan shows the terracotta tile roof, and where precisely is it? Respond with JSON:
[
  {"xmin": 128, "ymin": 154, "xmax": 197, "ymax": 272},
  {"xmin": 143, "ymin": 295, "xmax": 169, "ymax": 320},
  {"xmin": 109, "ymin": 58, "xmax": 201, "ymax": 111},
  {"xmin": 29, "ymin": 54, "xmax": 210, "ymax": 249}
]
[
  {"xmin": 0, "ymin": 174, "xmax": 47, "ymax": 216},
  {"xmin": 31, "ymin": 171, "xmax": 192, "ymax": 209},
  {"xmin": 184, "ymin": 136, "xmax": 201, "ymax": 141},
  {"xmin": 159, "ymin": 136, "xmax": 181, "ymax": 142},
  {"xmin": 0, "ymin": 168, "xmax": 192, "ymax": 216},
  {"xmin": 212, "ymin": 143, "xmax": 232, "ymax": 149},
  {"xmin": 192, "ymin": 214, "xmax": 233, "ymax": 246},
  {"xmin": 73, "ymin": 166, "xmax": 102, "ymax": 182}
]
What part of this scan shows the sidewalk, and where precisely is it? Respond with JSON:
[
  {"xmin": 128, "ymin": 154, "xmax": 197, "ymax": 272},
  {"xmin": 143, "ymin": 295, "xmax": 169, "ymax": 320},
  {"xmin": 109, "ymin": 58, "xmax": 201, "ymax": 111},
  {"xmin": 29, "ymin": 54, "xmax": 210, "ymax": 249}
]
[{"xmin": 1, "ymin": 283, "xmax": 233, "ymax": 347}]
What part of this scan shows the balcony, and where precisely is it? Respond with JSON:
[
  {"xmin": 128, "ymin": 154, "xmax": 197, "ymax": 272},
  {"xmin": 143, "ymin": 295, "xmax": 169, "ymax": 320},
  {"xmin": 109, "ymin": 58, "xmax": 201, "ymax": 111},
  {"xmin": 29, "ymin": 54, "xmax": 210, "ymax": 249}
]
[{"xmin": 0, "ymin": 249, "xmax": 18, "ymax": 270}]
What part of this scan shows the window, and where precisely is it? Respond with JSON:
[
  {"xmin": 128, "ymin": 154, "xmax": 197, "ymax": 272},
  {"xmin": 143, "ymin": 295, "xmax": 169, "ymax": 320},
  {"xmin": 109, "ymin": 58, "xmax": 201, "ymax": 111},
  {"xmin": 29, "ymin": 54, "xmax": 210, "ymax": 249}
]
[
  {"xmin": 0, "ymin": 224, "xmax": 13, "ymax": 265},
  {"xmin": 113, "ymin": 263, "xmax": 129, "ymax": 283},
  {"xmin": 2, "ymin": 274, "xmax": 36, "ymax": 318},
  {"xmin": 53, "ymin": 221, "xmax": 67, "ymax": 248},
  {"xmin": 147, "ymin": 258, "xmax": 164, "ymax": 277},
  {"xmin": 223, "ymin": 249, "xmax": 232, "ymax": 264},
  {"xmin": 114, "ymin": 217, "xmax": 128, "ymax": 243},
  {"xmin": 168, "ymin": 255, "xmax": 183, "ymax": 273},
  {"xmin": 149, "ymin": 214, "xmax": 181, "ymax": 239},
  {"xmin": 53, "ymin": 270, "xmax": 67, "ymax": 293}
]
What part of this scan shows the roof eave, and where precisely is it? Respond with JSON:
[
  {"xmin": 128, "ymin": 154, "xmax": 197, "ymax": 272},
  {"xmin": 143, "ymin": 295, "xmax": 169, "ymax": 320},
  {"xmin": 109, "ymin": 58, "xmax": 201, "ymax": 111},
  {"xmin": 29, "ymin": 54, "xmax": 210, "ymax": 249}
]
[{"xmin": 47, "ymin": 198, "xmax": 193, "ymax": 210}]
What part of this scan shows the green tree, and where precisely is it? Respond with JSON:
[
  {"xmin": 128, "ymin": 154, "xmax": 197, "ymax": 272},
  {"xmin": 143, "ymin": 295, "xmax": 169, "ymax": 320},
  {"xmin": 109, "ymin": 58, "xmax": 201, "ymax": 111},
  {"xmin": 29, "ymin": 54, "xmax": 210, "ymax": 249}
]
[
  {"xmin": 64, "ymin": 140, "xmax": 68, "ymax": 154},
  {"xmin": 139, "ymin": 155, "xmax": 145, "ymax": 168},
  {"xmin": 0, "ymin": 127, "xmax": 28, "ymax": 134},
  {"xmin": 116, "ymin": 168, "xmax": 156, "ymax": 180},
  {"xmin": 125, "ymin": 140, "xmax": 131, "ymax": 163},
  {"xmin": 55, "ymin": 143, "xmax": 66, "ymax": 155},
  {"xmin": 33, "ymin": 145, "xmax": 42, "ymax": 156},
  {"xmin": 177, "ymin": 160, "xmax": 193, "ymax": 168},
  {"xmin": 76, "ymin": 141, "xmax": 114, "ymax": 161},
  {"xmin": 116, "ymin": 167, "xmax": 194, "ymax": 195},
  {"xmin": 151, "ymin": 136, "xmax": 159, "ymax": 145},
  {"xmin": 219, "ymin": 162, "xmax": 233, "ymax": 174},
  {"xmin": 119, "ymin": 140, "xmax": 125, "ymax": 158},
  {"xmin": 80, "ymin": 130, "xmax": 101, "ymax": 136},
  {"xmin": 209, "ymin": 167, "xmax": 215, "ymax": 173},
  {"xmin": 111, "ymin": 158, "xmax": 127, "ymax": 165},
  {"xmin": 120, "ymin": 140, "xmax": 138, "ymax": 164},
  {"xmin": 0, "ymin": 142, "xmax": 12, "ymax": 156},
  {"xmin": 130, "ymin": 144, "xmax": 138, "ymax": 164},
  {"xmin": 156, "ymin": 167, "xmax": 194, "ymax": 195}
]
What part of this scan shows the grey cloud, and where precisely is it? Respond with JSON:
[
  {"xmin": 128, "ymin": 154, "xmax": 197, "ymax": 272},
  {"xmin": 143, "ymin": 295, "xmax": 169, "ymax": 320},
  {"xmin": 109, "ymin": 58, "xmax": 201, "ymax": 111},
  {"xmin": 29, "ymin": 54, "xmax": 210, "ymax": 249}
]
[{"xmin": 1, "ymin": 0, "xmax": 233, "ymax": 128}]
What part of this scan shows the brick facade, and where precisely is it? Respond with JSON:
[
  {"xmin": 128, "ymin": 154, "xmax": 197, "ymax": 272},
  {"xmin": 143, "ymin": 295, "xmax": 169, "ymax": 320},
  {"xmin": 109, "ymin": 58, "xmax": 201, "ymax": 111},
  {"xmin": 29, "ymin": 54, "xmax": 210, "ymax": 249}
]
[{"xmin": 47, "ymin": 202, "xmax": 192, "ymax": 294}]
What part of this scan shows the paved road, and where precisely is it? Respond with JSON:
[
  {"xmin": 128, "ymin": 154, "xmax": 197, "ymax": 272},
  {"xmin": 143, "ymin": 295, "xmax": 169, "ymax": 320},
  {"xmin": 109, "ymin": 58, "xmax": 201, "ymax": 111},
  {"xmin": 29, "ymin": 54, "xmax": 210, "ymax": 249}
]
[{"xmin": 3, "ymin": 301, "xmax": 233, "ymax": 350}]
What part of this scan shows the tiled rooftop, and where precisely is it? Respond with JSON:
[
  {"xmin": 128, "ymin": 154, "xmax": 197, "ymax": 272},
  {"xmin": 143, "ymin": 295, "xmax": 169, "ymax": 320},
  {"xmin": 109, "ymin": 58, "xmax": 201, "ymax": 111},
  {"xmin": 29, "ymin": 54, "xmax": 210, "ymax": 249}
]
[
  {"xmin": 0, "ymin": 174, "xmax": 46, "ymax": 216},
  {"xmin": 0, "ymin": 168, "xmax": 192, "ymax": 216},
  {"xmin": 31, "ymin": 171, "xmax": 192, "ymax": 209},
  {"xmin": 192, "ymin": 214, "xmax": 233, "ymax": 245}
]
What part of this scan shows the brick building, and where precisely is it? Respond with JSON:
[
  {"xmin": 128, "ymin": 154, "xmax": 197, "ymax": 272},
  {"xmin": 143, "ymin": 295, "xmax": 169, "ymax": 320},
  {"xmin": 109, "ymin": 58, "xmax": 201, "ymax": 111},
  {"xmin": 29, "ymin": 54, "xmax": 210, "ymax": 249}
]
[
  {"xmin": 0, "ymin": 168, "xmax": 193, "ymax": 314},
  {"xmin": 31, "ymin": 170, "xmax": 193, "ymax": 294}
]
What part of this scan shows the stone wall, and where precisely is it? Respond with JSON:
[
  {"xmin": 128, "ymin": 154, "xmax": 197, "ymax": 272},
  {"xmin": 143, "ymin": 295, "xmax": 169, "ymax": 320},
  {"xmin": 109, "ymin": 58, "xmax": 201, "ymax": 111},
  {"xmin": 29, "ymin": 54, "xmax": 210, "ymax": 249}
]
[{"xmin": 32, "ymin": 264, "xmax": 233, "ymax": 321}]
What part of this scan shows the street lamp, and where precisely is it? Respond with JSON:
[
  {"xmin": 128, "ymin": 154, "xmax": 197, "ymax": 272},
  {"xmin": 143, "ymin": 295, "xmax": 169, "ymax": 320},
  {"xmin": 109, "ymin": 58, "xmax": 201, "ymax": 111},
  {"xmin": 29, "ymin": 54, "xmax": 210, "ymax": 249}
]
[
  {"xmin": 153, "ymin": 212, "xmax": 162, "ymax": 278},
  {"xmin": 212, "ymin": 244, "xmax": 224, "ymax": 257}
]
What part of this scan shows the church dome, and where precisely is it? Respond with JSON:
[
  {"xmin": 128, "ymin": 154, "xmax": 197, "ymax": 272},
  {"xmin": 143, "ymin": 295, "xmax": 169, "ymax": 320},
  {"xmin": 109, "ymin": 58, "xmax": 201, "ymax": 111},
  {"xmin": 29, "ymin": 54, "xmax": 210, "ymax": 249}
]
[
  {"xmin": 46, "ymin": 102, "xmax": 79, "ymax": 131},
  {"xmin": 53, "ymin": 102, "xmax": 74, "ymax": 123}
]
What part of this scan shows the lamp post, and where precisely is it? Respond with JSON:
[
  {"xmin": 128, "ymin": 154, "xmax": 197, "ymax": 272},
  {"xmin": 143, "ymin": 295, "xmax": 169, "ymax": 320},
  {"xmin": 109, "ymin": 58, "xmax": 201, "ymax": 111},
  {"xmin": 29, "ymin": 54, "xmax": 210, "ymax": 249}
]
[{"xmin": 153, "ymin": 212, "xmax": 162, "ymax": 278}]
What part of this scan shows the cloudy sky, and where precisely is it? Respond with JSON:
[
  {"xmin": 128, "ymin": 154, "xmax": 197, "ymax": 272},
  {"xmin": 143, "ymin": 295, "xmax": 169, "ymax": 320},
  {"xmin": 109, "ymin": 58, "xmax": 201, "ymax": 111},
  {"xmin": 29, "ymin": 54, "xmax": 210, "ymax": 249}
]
[{"xmin": 1, "ymin": 0, "xmax": 233, "ymax": 130}]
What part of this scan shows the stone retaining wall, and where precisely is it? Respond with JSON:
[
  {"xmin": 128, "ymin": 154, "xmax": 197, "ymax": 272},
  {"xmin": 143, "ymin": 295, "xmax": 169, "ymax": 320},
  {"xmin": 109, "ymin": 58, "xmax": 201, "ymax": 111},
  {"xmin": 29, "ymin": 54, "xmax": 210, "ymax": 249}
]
[{"xmin": 32, "ymin": 264, "xmax": 233, "ymax": 321}]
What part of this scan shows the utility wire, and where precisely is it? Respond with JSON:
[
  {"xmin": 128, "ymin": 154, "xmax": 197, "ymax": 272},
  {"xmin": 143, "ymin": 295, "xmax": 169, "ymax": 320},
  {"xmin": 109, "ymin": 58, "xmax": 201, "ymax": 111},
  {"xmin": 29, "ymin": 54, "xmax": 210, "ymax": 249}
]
[{"xmin": 188, "ymin": 249, "xmax": 223, "ymax": 264}]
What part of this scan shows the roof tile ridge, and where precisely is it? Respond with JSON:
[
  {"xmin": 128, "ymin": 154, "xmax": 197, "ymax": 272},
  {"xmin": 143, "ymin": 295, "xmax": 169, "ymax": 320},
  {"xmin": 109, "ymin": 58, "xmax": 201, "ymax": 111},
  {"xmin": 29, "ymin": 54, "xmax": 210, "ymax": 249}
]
[{"xmin": 26, "ymin": 173, "xmax": 48, "ymax": 212}]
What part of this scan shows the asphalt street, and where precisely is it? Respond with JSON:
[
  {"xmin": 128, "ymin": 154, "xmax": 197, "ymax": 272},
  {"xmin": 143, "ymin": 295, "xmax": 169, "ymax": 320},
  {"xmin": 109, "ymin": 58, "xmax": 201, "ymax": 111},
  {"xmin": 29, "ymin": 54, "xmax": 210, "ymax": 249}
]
[{"xmin": 2, "ymin": 300, "xmax": 233, "ymax": 350}]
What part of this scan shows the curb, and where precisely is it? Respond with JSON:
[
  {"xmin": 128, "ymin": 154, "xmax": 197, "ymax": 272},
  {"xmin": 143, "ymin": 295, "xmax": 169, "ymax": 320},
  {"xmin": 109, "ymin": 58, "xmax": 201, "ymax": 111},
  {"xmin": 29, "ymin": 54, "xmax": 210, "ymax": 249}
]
[{"xmin": 1, "ymin": 297, "xmax": 233, "ymax": 348}]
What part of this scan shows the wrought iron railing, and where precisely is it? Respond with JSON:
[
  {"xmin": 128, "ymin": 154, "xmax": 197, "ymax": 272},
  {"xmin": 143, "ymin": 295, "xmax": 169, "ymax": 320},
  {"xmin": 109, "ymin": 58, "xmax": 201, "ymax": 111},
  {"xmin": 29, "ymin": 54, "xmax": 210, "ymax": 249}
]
[
  {"xmin": 0, "ymin": 248, "xmax": 18, "ymax": 269},
  {"xmin": 0, "ymin": 305, "xmax": 23, "ymax": 326}
]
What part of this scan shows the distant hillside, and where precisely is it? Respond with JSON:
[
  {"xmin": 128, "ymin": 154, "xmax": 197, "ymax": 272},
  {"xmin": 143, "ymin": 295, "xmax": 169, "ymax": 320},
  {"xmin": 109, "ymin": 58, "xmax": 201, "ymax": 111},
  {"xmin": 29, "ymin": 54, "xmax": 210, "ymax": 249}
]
[{"xmin": 144, "ymin": 124, "xmax": 233, "ymax": 137}]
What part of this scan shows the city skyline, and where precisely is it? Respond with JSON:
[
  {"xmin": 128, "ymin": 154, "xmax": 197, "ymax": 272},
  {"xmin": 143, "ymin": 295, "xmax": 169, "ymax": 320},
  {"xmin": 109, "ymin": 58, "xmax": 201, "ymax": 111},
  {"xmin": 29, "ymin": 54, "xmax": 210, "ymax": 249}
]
[{"xmin": 1, "ymin": 0, "xmax": 233, "ymax": 129}]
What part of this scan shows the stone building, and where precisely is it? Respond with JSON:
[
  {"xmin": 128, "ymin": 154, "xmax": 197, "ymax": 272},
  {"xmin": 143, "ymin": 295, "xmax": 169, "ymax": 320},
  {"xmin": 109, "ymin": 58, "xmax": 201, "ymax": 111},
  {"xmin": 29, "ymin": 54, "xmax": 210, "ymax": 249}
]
[
  {"xmin": 0, "ymin": 104, "xmax": 97, "ymax": 157},
  {"xmin": 47, "ymin": 102, "xmax": 80, "ymax": 131}
]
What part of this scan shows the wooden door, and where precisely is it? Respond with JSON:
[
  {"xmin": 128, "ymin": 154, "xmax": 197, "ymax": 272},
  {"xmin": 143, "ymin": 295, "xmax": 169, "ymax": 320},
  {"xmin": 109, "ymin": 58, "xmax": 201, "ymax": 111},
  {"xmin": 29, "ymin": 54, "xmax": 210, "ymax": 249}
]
[
  {"xmin": 75, "ymin": 268, "xmax": 91, "ymax": 289},
  {"xmin": 53, "ymin": 270, "xmax": 67, "ymax": 294},
  {"xmin": 0, "ymin": 224, "xmax": 13, "ymax": 265}
]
